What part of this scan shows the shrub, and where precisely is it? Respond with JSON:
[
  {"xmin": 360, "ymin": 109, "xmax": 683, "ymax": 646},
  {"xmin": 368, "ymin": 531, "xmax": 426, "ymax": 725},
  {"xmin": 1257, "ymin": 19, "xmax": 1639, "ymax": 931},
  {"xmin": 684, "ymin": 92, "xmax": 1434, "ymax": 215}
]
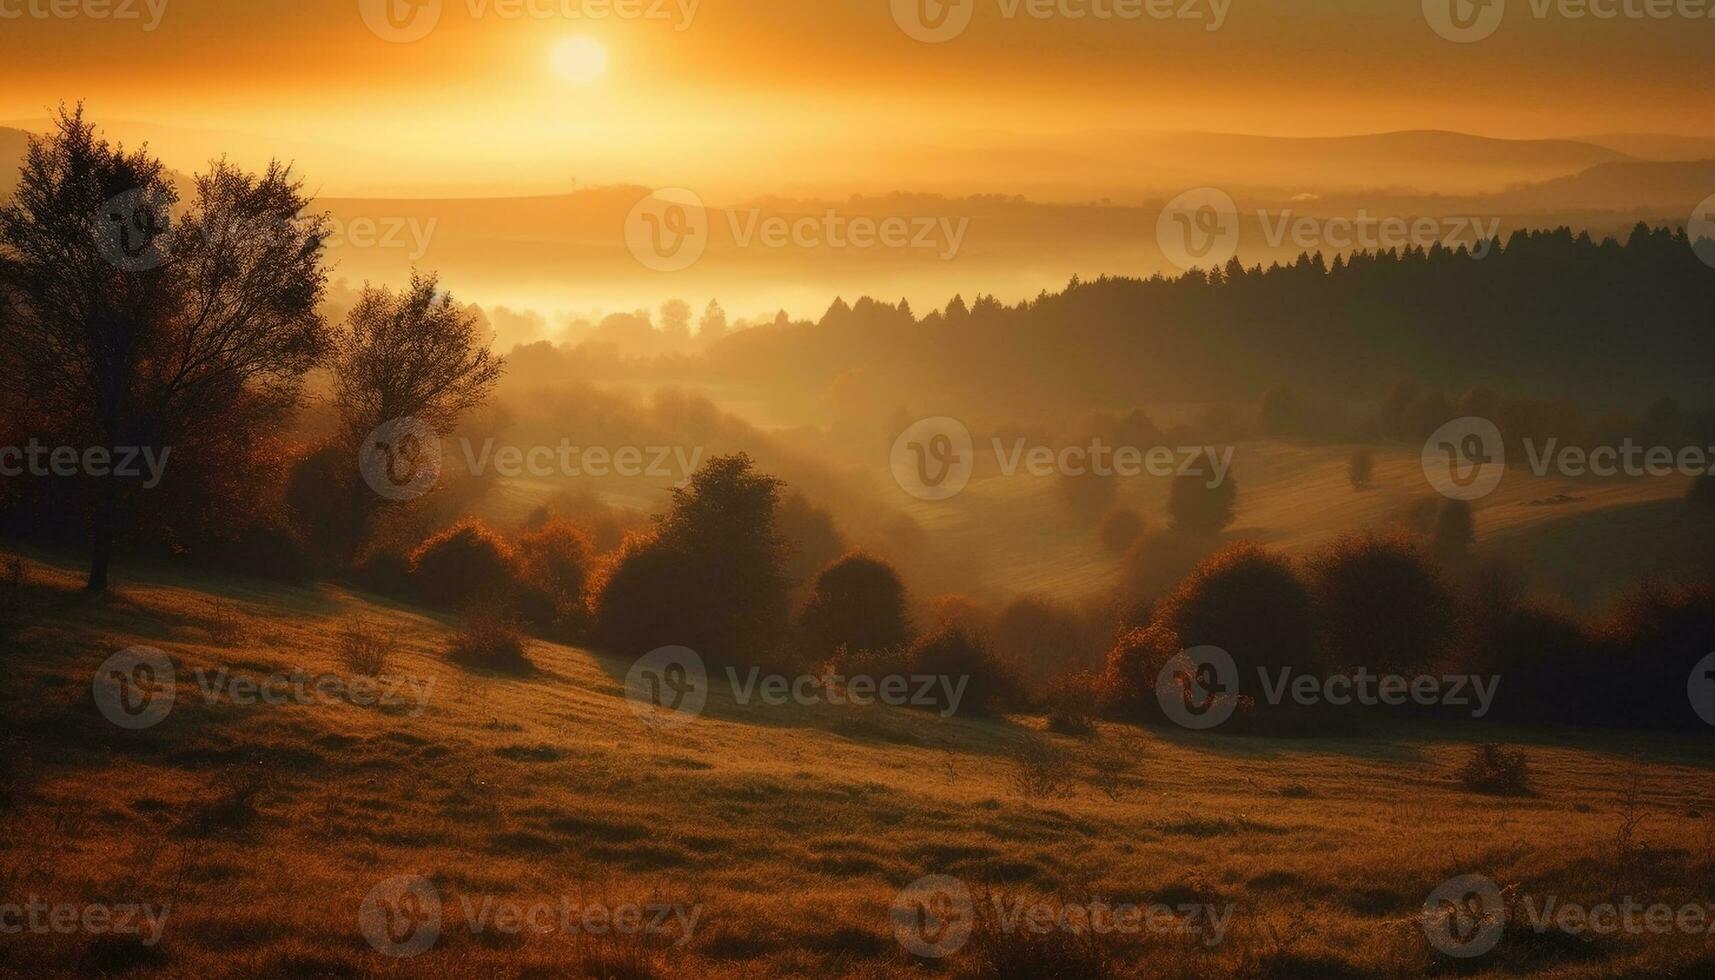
[
  {"xmin": 447, "ymin": 613, "xmax": 532, "ymax": 674},
  {"xmin": 1161, "ymin": 542, "xmax": 1319, "ymax": 680},
  {"xmin": 1043, "ymin": 671, "xmax": 1100, "ymax": 735},
  {"xmin": 409, "ymin": 519, "xmax": 521, "ymax": 610},
  {"xmin": 352, "ymin": 541, "xmax": 413, "ymax": 598},
  {"xmin": 1168, "ymin": 470, "xmax": 1237, "ymax": 536},
  {"xmin": 205, "ymin": 599, "xmax": 244, "ymax": 647},
  {"xmin": 795, "ymin": 551, "xmax": 911, "ymax": 664},
  {"xmin": 1097, "ymin": 507, "xmax": 1144, "ymax": 554},
  {"xmin": 1603, "ymin": 581, "xmax": 1715, "ymax": 730},
  {"xmin": 199, "ymin": 516, "xmax": 316, "ymax": 584},
  {"xmin": 515, "ymin": 518, "xmax": 594, "ymax": 637},
  {"xmin": 906, "ymin": 626, "xmax": 1020, "ymax": 717},
  {"xmin": 337, "ymin": 617, "xmax": 395, "ymax": 676},
  {"xmin": 1097, "ymin": 623, "xmax": 1182, "ymax": 722},
  {"xmin": 1005, "ymin": 734, "xmax": 1075, "ymax": 801},
  {"xmin": 1304, "ymin": 533, "xmax": 1453, "ymax": 674},
  {"xmin": 1455, "ymin": 743, "xmax": 1531, "ymax": 795}
]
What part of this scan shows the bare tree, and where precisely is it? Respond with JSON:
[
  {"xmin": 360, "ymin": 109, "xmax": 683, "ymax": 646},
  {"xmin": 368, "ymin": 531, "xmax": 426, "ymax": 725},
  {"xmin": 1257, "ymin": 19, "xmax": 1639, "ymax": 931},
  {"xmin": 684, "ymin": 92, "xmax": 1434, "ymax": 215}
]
[
  {"xmin": 0, "ymin": 105, "xmax": 329, "ymax": 592},
  {"xmin": 331, "ymin": 273, "xmax": 504, "ymax": 553}
]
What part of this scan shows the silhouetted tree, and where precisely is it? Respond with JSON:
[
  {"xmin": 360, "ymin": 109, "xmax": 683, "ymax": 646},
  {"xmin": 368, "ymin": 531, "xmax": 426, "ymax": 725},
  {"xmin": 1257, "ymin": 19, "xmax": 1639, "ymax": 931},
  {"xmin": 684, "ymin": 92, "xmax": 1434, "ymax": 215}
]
[
  {"xmin": 659, "ymin": 298, "xmax": 692, "ymax": 344},
  {"xmin": 331, "ymin": 273, "xmax": 503, "ymax": 555},
  {"xmin": 1348, "ymin": 448, "xmax": 1374, "ymax": 490},
  {"xmin": 796, "ymin": 551, "xmax": 911, "ymax": 663},
  {"xmin": 1168, "ymin": 471, "xmax": 1237, "ymax": 536},
  {"xmin": 0, "ymin": 106, "xmax": 329, "ymax": 591},
  {"xmin": 1162, "ymin": 542, "xmax": 1320, "ymax": 679},
  {"xmin": 1432, "ymin": 499, "xmax": 1475, "ymax": 562},
  {"xmin": 593, "ymin": 454, "xmax": 791, "ymax": 666},
  {"xmin": 1305, "ymin": 533, "xmax": 1453, "ymax": 674},
  {"xmin": 698, "ymin": 299, "xmax": 727, "ymax": 343}
]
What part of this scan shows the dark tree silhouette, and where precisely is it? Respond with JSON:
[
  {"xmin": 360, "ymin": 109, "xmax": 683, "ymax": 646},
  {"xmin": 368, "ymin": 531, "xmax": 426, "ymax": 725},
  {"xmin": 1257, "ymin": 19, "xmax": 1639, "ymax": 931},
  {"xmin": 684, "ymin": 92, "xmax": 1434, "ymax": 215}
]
[
  {"xmin": 1432, "ymin": 499, "xmax": 1475, "ymax": 561},
  {"xmin": 795, "ymin": 551, "xmax": 911, "ymax": 663},
  {"xmin": 1305, "ymin": 533, "xmax": 1453, "ymax": 674},
  {"xmin": 1168, "ymin": 471, "xmax": 1237, "ymax": 536},
  {"xmin": 331, "ymin": 273, "xmax": 504, "ymax": 554},
  {"xmin": 594, "ymin": 454, "xmax": 791, "ymax": 666},
  {"xmin": 1348, "ymin": 448, "xmax": 1374, "ymax": 490},
  {"xmin": 0, "ymin": 106, "xmax": 329, "ymax": 591}
]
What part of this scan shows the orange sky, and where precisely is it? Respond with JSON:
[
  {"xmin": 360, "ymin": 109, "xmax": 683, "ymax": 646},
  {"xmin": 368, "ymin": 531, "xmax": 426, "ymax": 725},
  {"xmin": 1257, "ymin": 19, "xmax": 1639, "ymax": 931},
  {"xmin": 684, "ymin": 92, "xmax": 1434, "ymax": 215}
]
[{"xmin": 2, "ymin": 0, "xmax": 1710, "ymax": 197}]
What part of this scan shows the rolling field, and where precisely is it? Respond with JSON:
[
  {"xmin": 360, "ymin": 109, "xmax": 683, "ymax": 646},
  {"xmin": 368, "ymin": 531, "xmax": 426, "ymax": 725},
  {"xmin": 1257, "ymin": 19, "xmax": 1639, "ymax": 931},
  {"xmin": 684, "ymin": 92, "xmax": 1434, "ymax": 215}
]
[
  {"xmin": 891, "ymin": 442, "xmax": 1710, "ymax": 604},
  {"xmin": 4, "ymin": 551, "xmax": 1714, "ymax": 978}
]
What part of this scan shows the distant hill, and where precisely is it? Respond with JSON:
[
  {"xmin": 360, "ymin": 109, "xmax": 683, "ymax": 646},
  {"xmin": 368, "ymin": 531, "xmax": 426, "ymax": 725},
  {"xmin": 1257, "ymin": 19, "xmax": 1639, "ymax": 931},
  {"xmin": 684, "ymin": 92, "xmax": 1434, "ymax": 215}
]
[
  {"xmin": 1501, "ymin": 159, "xmax": 1715, "ymax": 211},
  {"xmin": 1579, "ymin": 133, "xmax": 1715, "ymax": 162}
]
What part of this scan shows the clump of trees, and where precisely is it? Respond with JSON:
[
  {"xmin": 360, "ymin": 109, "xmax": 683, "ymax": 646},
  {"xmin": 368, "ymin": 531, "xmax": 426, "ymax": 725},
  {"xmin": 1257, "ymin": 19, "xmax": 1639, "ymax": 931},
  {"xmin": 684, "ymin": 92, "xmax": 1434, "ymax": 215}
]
[
  {"xmin": 0, "ymin": 107, "xmax": 329, "ymax": 591},
  {"xmin": 0, "ymin": 106, "xmax": 505, "ymax": 595}
]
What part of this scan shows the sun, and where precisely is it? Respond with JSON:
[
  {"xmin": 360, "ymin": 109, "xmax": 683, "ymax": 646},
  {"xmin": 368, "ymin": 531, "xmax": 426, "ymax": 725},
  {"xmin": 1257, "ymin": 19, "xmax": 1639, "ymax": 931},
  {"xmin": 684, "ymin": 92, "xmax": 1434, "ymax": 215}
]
[{"xmin": 549, "ymin": 37, "xmax": 608, "ymax": 86}]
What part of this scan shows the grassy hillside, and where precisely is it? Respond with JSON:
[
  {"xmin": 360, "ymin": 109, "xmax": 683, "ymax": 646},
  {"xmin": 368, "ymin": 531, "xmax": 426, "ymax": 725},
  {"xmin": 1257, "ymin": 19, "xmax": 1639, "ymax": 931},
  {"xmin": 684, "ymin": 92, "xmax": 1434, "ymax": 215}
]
[{"xmin": 3, "ymin": 550, "xmax": 1714, "ymax": 978}]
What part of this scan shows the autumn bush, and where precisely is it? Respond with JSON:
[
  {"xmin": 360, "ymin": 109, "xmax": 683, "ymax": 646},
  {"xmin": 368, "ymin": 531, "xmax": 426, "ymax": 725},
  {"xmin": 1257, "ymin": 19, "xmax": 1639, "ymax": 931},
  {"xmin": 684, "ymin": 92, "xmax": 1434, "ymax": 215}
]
[
  {"xmin": 1455, "ymin": 743, "xmax": 1532, "ymax": 795},
  {"xmin": 906, "ymin": 626, "xmax": 1020, "ymax": 717},
  {"xmin": 1304, "ymin": 533, "xmax": 1453, "ymax": 675},
  {"xmin": 447, "ymin": 612, "xmax": 532, "ymax": 674},
  {"xmin": 1043, "ymin": 670, "xmax": 1101, "ymax": 735},
  {"xmin": 1096, "ymin": 623, "xmax": 1182, "ymax": 723},
  {"xmin": 409, "ymin": 519, "xmax": 521, "ymax": 611},
  {"xmin": 514, "ymin": 517, "xmax": 594, "ymax": 638}
]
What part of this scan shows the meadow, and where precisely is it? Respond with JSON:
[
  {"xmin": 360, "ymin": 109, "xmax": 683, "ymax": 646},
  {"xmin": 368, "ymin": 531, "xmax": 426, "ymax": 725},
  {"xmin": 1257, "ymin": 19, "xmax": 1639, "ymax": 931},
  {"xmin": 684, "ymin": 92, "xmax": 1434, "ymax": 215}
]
[{"xmin": 4, "ymin": 549, "xmax": 1713, "ymax": 979}]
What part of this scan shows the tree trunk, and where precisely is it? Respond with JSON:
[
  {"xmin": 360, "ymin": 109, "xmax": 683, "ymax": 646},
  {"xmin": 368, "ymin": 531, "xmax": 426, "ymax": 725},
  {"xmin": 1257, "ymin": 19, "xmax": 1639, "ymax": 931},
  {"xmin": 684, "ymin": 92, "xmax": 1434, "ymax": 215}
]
[{"xmin": 85, "ymin": 488, "xmax": 115, "ymax": 593}]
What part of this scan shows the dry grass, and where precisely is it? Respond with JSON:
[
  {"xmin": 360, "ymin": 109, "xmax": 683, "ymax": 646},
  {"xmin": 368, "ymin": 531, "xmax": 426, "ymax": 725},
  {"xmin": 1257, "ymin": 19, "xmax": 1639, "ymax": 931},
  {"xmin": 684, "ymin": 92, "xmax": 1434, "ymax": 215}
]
[{"xmin": 3, "ymin": 549, "xmax": 1715, "ymax": 978}]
